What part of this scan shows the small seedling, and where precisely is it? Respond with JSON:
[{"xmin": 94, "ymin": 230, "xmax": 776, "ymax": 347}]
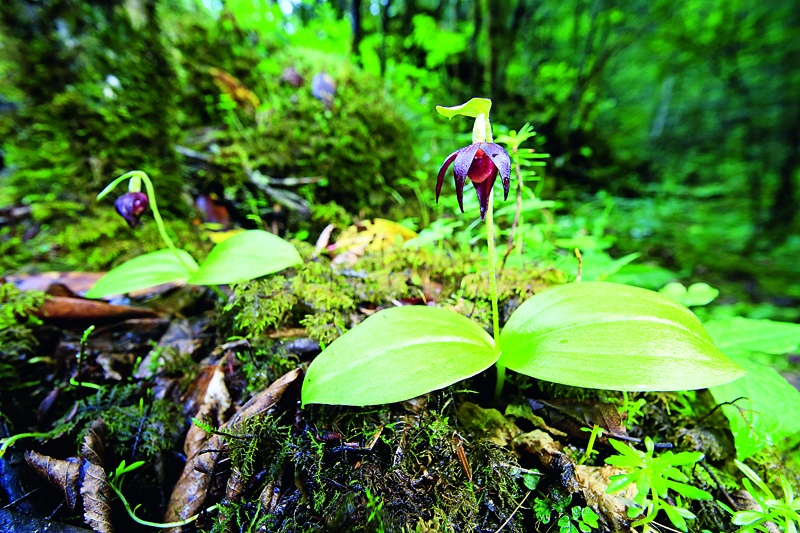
[
  {"xmin": 722, "ymin": 459, "xmax": 800, "ymax": 532},
  {"xmin": 605, "ymin": 436, "xmax": 712, "ymax": 532}
]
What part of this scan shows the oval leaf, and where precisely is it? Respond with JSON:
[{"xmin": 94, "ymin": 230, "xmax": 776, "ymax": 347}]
[
  {"xmin": 187, "ymin": 230, "xmax": 301, "ymax": 286},
  {"xmin": 302, "ymin": 306, "xmax": 497, "ymax": 406},
  {"xmin": 499, "ymin": 282, "xmax": 745, "ymax": 391},
  {"xmin": 85, "ymin": 249, "xmax": 199, "ymax": 298},
  {"xmin": 435, "ymin": 98, "xmax": 492, "ymax": 119}
]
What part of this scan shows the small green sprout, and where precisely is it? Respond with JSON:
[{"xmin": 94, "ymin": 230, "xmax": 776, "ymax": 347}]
[
  {"xmin": 723, "ymin": 459, "xmax": 800, "ymax": 532},
  {"xmin": 533, "ymin": 492, "xmax": 599, "ymax": 533},
  {"xmin": 109, "ymin": 459, "xmax": 219, "ymax": 528},
  {"xmin": 605, "ymin": 436, "xmax": 712, "ymax": 532}
]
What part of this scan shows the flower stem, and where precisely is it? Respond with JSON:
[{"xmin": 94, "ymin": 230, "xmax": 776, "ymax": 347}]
[
  {"xmin": 486, "ymin": 188, "xmax": 504, "ymax": 400},
  {"xmin": 98, "ymin": 171, "xmax": 196, "ymax": 273}
]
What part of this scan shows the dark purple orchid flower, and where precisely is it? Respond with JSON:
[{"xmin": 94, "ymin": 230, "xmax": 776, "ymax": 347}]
[
  {"xmin": 115, "ymin": 191, "xmax": 149, "ymax": 228},
  {"xmin": 436, "ymin": 143, "xmax": 512, "ymax": 221}
]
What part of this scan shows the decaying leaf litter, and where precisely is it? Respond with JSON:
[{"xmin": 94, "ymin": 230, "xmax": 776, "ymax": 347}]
[{"xmin": 0, "ymin": 229, "xmax": 794, "ymax": 533}]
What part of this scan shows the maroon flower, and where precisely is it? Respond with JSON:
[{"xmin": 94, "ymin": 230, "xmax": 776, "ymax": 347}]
[
  {"xmin": 436, "ymin": 143, "xmax": 512, "ymax": 221},
  {"xmin": 115, "ymin": 192, "xmax": 149, "ymax": 228}
]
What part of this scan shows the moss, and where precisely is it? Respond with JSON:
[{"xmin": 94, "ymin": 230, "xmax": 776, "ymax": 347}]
[
  {"xmin": 47, "ymin": 383, "xmax": 183, "ymax": 461},
  {"xmin": 0, "ymin": 283, "xmax": 46, "ymax": 357}
]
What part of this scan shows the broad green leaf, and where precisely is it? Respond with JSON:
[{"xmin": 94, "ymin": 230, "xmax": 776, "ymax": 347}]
[
  {"xmin": 187, "ymin": 230, "xmax": 301, "ymax": 286},
  {"xmin": 302, "ymin": 306, "xmax": 497, "ymax": 406},
  {"xmin": 435, "ymin": 98, "xmax": 492, "ymax": 119},
  {"xmin": 710, "ymin": 353, "xmax": 800, "ymax": 460},
  {"xmin": 85, "ymin": 249, "xmax": 199, "ymax": 298},
  {"xmin": 705, "ymin": 318, "xmax": 800, "ymax": 459},
  {"xmin": 499, "ymin": 282, "xmax": 745, "ymax": 391},
  {"xmin": 704, "ymin": 317, "xmax": 800, "ymax": 355}
]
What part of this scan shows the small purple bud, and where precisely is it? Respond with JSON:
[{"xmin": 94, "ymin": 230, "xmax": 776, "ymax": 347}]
[{"xmin": 115, "ymin": 192, "xmax": 149, "ymax": 228}]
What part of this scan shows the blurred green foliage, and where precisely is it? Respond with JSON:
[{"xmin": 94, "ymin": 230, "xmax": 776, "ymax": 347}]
[{"xmin": 1, "ymin": 0, "xmax": 798, "ymax": 316}]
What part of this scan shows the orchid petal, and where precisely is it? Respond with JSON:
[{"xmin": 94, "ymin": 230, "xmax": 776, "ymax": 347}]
[
  {"xmin": 453, "ymin": 143, "xmax": 481, "ymax": 182},
  {"xmin": 436, "ymin": 149, "xmax": 460, "ymax": 203},
  {"xmin": 480, "ymin": 143, "xmax": 512, "ymax": 200}
]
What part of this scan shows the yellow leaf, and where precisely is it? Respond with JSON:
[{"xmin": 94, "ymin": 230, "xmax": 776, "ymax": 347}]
[{"xmin": 329, "ymin": 219, "xmax": 418, "ymax": 256}]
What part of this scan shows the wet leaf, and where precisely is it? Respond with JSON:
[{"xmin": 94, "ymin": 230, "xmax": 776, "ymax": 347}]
[
  {"xmin": 500, "ymin": 282, "xmax": 746, "ymax": 391},
  {"xmin": 302, "ymin": 307, "xmax": 497, "ymax": 406}
]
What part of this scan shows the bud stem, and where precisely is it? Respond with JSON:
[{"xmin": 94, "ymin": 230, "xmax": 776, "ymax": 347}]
[{"xmin": 99, "ymin": 171, "xmax": 196, "ymax": 273}]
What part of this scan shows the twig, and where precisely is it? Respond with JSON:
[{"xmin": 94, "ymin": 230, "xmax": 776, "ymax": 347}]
[
  {"xmin": 700, "ymin": 460, "xmax": 739, "ymax": 512},
  {"xmin": 493, "ymin": 490, "xmax": 531, "ymax": 533}
]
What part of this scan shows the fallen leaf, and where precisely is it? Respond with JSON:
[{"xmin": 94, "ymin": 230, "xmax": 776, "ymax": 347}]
[
  {"xmin": 163, "ymin": 368, "xmax": 301, "ymax": 532},
  {"xmin": 35, "ymin": 296, "xmax": 159, "ymax": 323},
  {"xmin": 8, "ymin": 272, "xmax": 105, "ymax": 295},
  {"xmin": 512, "ymin": 430, "xmax": 579, "ymax": 493},
  {"xmin": 80, "ymin": 420, "xmax": 112, "ymax": 533},
  {"xmin": 0, "ymin": 509, "xmax": 95, "ymax": 533},
  {"xmin": 135, "ymin": 318, "xmax": 205, "ymax": 379},
  {"xmin": 208, "ymin": 67, "xmax": 260, "ymax": 111},
  {"xmin": 24, "ymin": 451, "xmax": 81, "ymax": 510},
  {"xmin": 575, "ymin": 464, "xmax": 637, "ymax": 533},
  {"xmin": 328, "ymin": 219, "xmax": 418, "ymax": 259}
]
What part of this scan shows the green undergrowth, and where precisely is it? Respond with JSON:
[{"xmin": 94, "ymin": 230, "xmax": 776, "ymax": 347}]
[
  {"xmin": 221, "ymin": 242, "xmax": 565, "ymax": 346},
  {"xmin": 202, "ymin": 391, "xmax": 525, "ymax": 533}
]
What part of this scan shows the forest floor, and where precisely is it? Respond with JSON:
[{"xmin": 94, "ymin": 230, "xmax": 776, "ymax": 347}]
[{"xmin": 1, "ymin": 237, "xmax": 772, "ymax": 533}]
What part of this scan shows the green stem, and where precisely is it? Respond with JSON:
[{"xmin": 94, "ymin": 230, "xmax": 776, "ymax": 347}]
[
  {"xmin": 110, "ymin": 482, "xmax": 218, "ymax": 528},
  {"xmin": 139, "ymin": 175, "xmax": 193, "ymax": 272},
  {"xmin": 209, "ymin": 284, "xmax": 227, "ymax": 300},
  {"xmin": 487, "ymin": 189, "xmax": 504, "ymax": 400},
  {"xmin": 0, "ymin": 432, "xmax": 52, "ymax": 458}
]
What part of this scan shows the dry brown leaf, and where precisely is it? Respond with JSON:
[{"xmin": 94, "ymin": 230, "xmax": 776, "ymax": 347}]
[
  {"xmin": 225, "ymin": 367, "xmax": 301, "ymax": 428},
  {"xmin": 204, "ymin": 366, "xmax": 231, "ymax": 417},
  {"xmin": 162, "ymin": 434, "xmax": 222, "ymax": 531},
  {"xmin": 512, "ymin": 430, "xmax": 579, "ymax": 493},
  {"xmin": 8, "ymin": 271, "xmax": 104, "ymax": 294},
  {"xmin": 163, "ymin": 368, "xmax": 301, "ymax": 532},
  {"xmin": 537, "ymin": 400, "xmax": 628, "ymax": 443},
  {"xmin": 80, "ymin": 420, "xmax": 113, "ymax": 533},
  {"xmin": 208, "ymin": 67, "xmax": 260, "ymax": 111},
  {"xmin": 24, "ymin": 451, "xmax": 81, "ymax": 510},
  {"xmin": 35, "ymin": 296, "xmax": 158, "ymax": 323},
  {"xmin": 574, "ymin": 464, "xmax": 637, "ymax": 533}
]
